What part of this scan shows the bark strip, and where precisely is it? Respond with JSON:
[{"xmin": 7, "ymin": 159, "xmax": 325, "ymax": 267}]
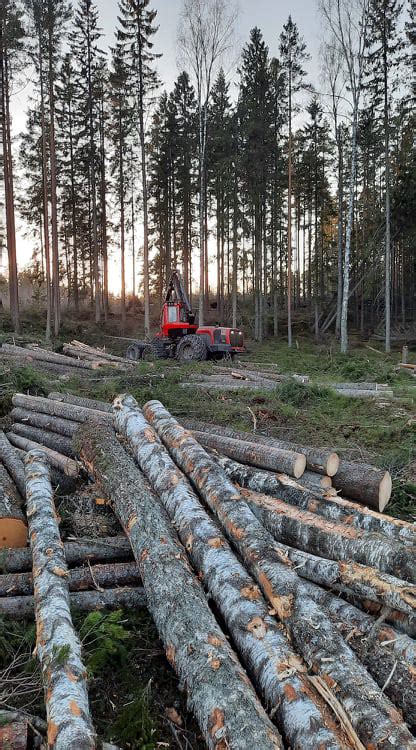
[
  {"xmin": 24, "ymin": 449, "xmax": 95, "ymax": 750},
  {"xmin": 0, "ymin": 536, "xmax": 132, "ymax": 573},
  {"xmin": 74, "ymin": 422, "xmax": 283, "ymax": 750},
  {"xmin": 0, "ymin": 430, "xmax": 26, "ymax": 497},
  {"xmin": 0, "ymin": 464, "xmax": 27, "ymax": 549},
  {"xmin": 12, "ymin": 394, "xmax": 113, "ymax": 425},
  {"xmin": 11, "ymin": 408, "xmax": 79, "ymax": 438},
  {"xmin": 0, "ymin": 586, "xmax": 146, "ymax": 620},
  {"xmin": 192, "ymin": 430, "xmax": 306, "ymax": 479},
  {"xmin": 144, "ymin": 400, "xmax": 416, "ymax": 750},
  {"xmin": 0, "ymin": 560, "xmax": 139, "ymax": 597},
  {"xmin": 215, "ymin": 454, "xmax": 416, "ymax": 545},
  {"xmin": 241, "ymin": 488, "xmax": 415, "ymax": 583},
  {"xmin": 113, "ymin": 394, "xmax": 347, "ymax": 750},
  {"xmin": 8, "ymin": 433, "xmax": 79, "ymax": 478},
  {"xmin": 181, "ymin": 418, "xmax": 339, "ymax": 476}
]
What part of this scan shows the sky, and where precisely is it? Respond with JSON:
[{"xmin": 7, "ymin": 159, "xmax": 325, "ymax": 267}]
[{"xmin": 7, "ymin": 0, "xmax": 324, "ymax": 290}]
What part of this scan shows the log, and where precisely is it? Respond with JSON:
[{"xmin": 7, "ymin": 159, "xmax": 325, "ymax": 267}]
[
  {"xmin": 214, "ymin": 454, "xmax": 416, "ymax": 545},
  {"xmin": 70, "ymin": 340, "xmax": 133, "ymax": 365},
  {"xmin": 0, "ymin": 352, "xmax": 92, "ymax": 377},
  {"xmin": 180, "ymin": 418, "xmax": 339, "ymax": 476},
  {"xmin": 144, "ymin": 400, "xmax": 416, "ymax": 750},
  {"xmin": 12, "ymin": 393, "xmax": 113, "ymax": 425},
  {"xmin": 11, "ymin": 407, "xmax": 79, "ymax": 438},
  {"xmin": 241, "ymin": 488, "xmax": 415, "ymax": 583},
  {"xmin": 113, "ymin": 394, "xmax": 347, "ymax": 750},
  {"xmin": 62, "ymin": 346, "xmax": 121, "ymax": 367},
  {"xmin": 7, "ymin": 433, "xmax": 79, "ymax": 478},
  {"xmin": 181, "ymin": 380, "xmax": 275, "ymax": 392},
  {"xmin": 0, "ymin": 717, "xmax": 28, "ymax": 749},
  {"xmin": 0, "ymin": 710, "xmax": 46, "ymax": 734},
  {"xmin": 0, "ymin": 429, "xmax": 26, "ymax": 497},
  {"xmin": 0, "ymin": 536, "xmax": 132, "ymax": 573},
  {"xmin": 0, "ymin": 464, "xmax": 27, "ymax": 549},
  {"xmin": 293, "ymin": 470, "xmax": 332, "ymax": 490},
  {"xmin": 24, "ymin": 450, "xmax": 96, "ymax": 749},
  {"xmin": 332, "ymin": 388, "xmax": 393, "ymax": 399},
  {"xmin": 11, "ymin": 445, "xmax": 79, "ymax": 495},
  {"xmin": 48, "ymin": 392, "xmax": 113, "ymax": 414},
  {"xmin": 75, "ymin": 423, "xmax": 282, "ymax": 750},
  {"xmin": 2, "ymin": 343, "xmax": 99, "ymax": 370},
  {"xmin": 11, "ymin": 423, "xmax": 74, "ymax": 457},
  {"xmin": 331, "ymin": 383, "xmax": 391, "ymax": 391},
  {"xmin": 0, "ymin": 585, "xmax": 146, "ymax": 620},
  {"xmin": 333, "ymin": 460, "xmax": 392, "ymax": 511},
  {"xmin": 0, "ymin": 560, "xmax": 139, "ymax": 597},
  {"xmin": 191, "ymin": 430, "xmax": 306, "ymax": 479}
]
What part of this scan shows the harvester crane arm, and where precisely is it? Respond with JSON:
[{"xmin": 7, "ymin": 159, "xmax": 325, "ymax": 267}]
[{"xmin": 164, "ymin": 270, "xmax": 192, "ymax": 314}]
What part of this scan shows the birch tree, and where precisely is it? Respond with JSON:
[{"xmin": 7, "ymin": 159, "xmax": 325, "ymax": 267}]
[
  {"xmin": 178, "ymin": 0, "xmax": 235, "ymax": 325},
  {"xmin": 320, "ymin": 0, "xmax": 370, "ymax": 353}
]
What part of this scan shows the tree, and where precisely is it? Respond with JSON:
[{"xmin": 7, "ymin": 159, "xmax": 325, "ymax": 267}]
[
  {"xmin": 0, "ymin": 0, "xmax": 24, "ymax": 333},
  {"xmin": 320, "ymin": 0, "xmax": 370, "ymax": 353},
  {"xmin": 279, "ymin": 16, "xmax": 309, "ymax": 347},
  {"xmin": 178, "ymin": 0, "xmax": 235, "ymax": 326},
  {"xmin": 367, "ymin": 0, "xmax": 404, "ymax": 352}
]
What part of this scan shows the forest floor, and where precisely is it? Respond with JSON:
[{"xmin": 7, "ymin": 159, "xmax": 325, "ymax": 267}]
[{"xmin": 0, "ymin": 309, "xmax": 415, "ymax": 748}]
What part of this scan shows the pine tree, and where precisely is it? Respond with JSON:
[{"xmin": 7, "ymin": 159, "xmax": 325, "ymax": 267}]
[{"xmin": 279, "ymin": 15, "xmax": 309, "ymax": 347}]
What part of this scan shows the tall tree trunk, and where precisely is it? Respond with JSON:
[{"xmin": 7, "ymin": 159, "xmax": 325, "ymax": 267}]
[
  {"xmin": 100, "ymin": 89, "xmax": 109, "ymax": 321},
  {"xmin": 86, "ymin": 9, "xmax": 100, "ymax": 324},
  {"xmin": 135, "ymin": 14, "xmax": 150, "ymax": 337},
  {"xmin": 0, "ymin": 24, "xmax": 19, "ymax": 333},
  {"xmin": 48, "ymin": 19, "xmax": 60, "ymax": 337},
  {"xmin": 287, "ymin": 69, "xmax": 293, "ymax": 348},
  {"xmin": 68, "ymin": 96, "xmax": 78, "ymax": 311},
  {"xmin": 335, "ymin": 127, "xmax": 344, "ymax": 338},
  {"xmin": 119, "ymin": 112, "xmax": 126, "ymax": 333},
  {"xmin": 39, "ymin": 34, "xmax": 52, "ymax": 342},
  {"xmin": 340, "ymin": 111, "xmax": 358, "ymax": 354},
  {"xmin": 383, "ymin": 27, "xmax": 391, "ymax": 353},
  {"xmin": 232, "ymin": 174, "xmax": 238, "ymax": 328}
]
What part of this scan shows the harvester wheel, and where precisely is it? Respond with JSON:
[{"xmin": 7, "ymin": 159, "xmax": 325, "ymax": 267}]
[
  {"xmin": 150, "ymin": 338, "xmax": 169, "ymax": 360},
  {"xmin": 126, "ymin": 342, "xmax": 146, "ymax": 361},
  {"xmin": 176, "ymin": 334, "xmax": 207, "ymax": 362}
]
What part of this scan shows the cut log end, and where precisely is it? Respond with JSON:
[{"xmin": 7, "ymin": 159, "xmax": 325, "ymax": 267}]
[
  {"xmin": 379, "ymin": 472, "xmax": 393, "ymax": 512},
  {"xmin": 0, "ymin": 518, "xmax": 28, "ymax": 549},
  {"xmin": 294, "ymin": 454, "xmax": 307, "ymax": 479},
  {"xmin": 326, "ymin": 452, "xmax": 340, "ymax": 477}
]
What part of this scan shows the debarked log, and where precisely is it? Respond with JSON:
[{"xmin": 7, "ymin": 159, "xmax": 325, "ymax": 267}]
[
  {"xmin": 75, "ymin": 421, "xmax": 283, "ymax": 750},
  {"xmin": 11, "ymin": 423, "xmax": 74, "ymax": 456},
  {"xmin": 11, "ymin": 394, "xmax": 113, "ymax": 425},
  {"xmin": 48, "ymin": 392, "xmax": 113, "ymax": 414},
  {"xmin": 11, "ymin": 407, "xmax": 80, "ymax": 438},
  {"xmin": 7, "ymin": 433, "xmax": 79, "ymax": 478},
  {"xmin": 215, "ymin": 454, "xmax": 416, "ymax": 545},
  {"xmin": 0, "ymin": 464, "xmax": 27, "ymax": 549},
  {"xmin": 24, "ymin": 450, "xmax": 96, "ymax": 750},
  {"xmin": 0, "ymin": 560, "xmax": 139, "ymax": 596},
  {"xmin": 0, "ymin": 535, "xmax": 132, "ymax": 573},
  {"xmin": 113, "ymin": 394, "xmax": 348, "ymax": 750},
  {"xmin": 332, "ymin": 460, "xmax": 392, "ymax": 512},
  {"xmin": 191, "ymin": 430, "xmax": 306, "ymax": 479},
  {"xmin": 180, "ymin": 418, "xmax": 339, "ymax": 476},
  {"xmin": 0, "ymin": 586, "xmax": 146, "ymax": 620},
  {"xmin": 0, "ymin": 430, "xmax": 26, "ymax": 497},
  {"xmin": 240, "ymin": 488, "xmax": 416, "ymax": 583},
  {"xmin": 144, "ymin": 400, "xmax": 416, "ymax": 750}
]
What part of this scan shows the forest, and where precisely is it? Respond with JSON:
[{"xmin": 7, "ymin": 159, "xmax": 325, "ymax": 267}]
[{"xmin": 0, "ymin": 0, "xmax": 415, "ymax": 353}]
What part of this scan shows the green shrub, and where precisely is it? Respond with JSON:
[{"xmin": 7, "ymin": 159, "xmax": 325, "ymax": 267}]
[
  {"xmin": 275, "ymin": 380, "xmax": 331, "ymax": 407},
  {"xmin": 79, "ymin": 610, "xmax": 131, "ymax": 676},
  {"xmin": 112, "ymin": 685, "xmax": 157, "ymax": 749}
]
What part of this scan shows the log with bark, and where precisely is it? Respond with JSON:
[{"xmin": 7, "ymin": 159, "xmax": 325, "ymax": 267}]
[
  {"xmin": 11, "ymin": 407, "xmax": 79, "ymax": 438},
  {"xmin": 24, "ymin": 449, "xmax": 96, "ymax": 749},
  {"xmin": 331, "ymin": 382, "xmax": 391, "ymax": 391},
  {"xmin": 0, "ymin": 464, "xmax": 27, "ymax": 549},
  {"xmin": 12, "ymin": 394, "xmax": 113, "ymax": 425},
  {"xmin": 113, "ymin": 394, "xmax": 348, "ymax": 750},
  {"xmin": 2, "ymin": 343, "xmax": 100, "ymax": 370},
  {"xmin": 180, "ymin": 418, "xmax": 339, "ymax": 476},
  {"xmin": 0, "ymin": 352, "xmax": 92, "ymax": 378},
  {"xmin": 7, "ymin": 433, "xmax": 79, "ymax": 478},
  {"xmin": 144, "ymin": 400, "xmax": 416, "ymax": 750},
  {"xmin": 181, "ymin": 380, "xmax": 276, "ymax": 392},
  {"xmin": 62, "ymin": 346, "xmax": 122, "ymax": 368},
  {"xmin": 11, "ymin": 445, "xmax": 79, "ymax": 495},
  {"xmin": 191, "ymin": 430, "xmax": 306, "ymax": 479},
  {"xmin": 0, "ymin": 560, "xmax": 139, "ymax": 597},
  {"xmin": 332, "ymin": 461, "xmax": 392, "ymax": 511},
  {"xmin": 74, "ymin": 422, "xmax": 283, "ymax": 750},
  {"xmin": 240, "ymin": 488, "xmax": 415, "ymax": 583},
  {"xmin": 48, "ymin": 392, "xmax": 113, "ymax": 414},
  {"xmin": 0, "ymin": 716, "xmax": 28, "ymax": 749},
  {"xmin": 0, "ymin": 535, "xmax": 132, "ymax": 573},
  {"xmin": 11, "ymin": 423, "xmax": 74, "ymax": 457},
  {"xmin": 0, "ymin": 585, "xmax": 146, "ymax": 620},
  {"xmin": 297, "ymin": 470, "xmax": 332, "ymax": 490},
  {"xmin": 70, "ymin": 340, "xmax": 133, "ymax": 365},
  {"xmin": 332, "ymin": 388, "xmax": 393, "ymax": 399},
  {"xmin": 0, "ymin": 429, "xmax": 26, "ymax": 497},
  {"xmin": 214, "ymin": 454, "xmax": 415, "ymax": 545}
]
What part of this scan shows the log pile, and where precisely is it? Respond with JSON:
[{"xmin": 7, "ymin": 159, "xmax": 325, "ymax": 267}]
[{"xmin": 1, "ymin": 390, "xmax": 415, "ymax": 747}]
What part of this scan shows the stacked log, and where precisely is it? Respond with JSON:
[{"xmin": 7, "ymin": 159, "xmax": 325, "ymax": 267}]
[
  {"xmin": 112, "ymin": 394, "xmax": 349, "ymax": 749},
  {"xmin": 12, "ymin": 393, "xmax": 113, "ymax": 425},
  {"xmin": 66, "ymin": 340, "xmax": 134, "ymax": 367},
  {"xmin": 75, "ymin": 422, "xmax": 283, "ymax": 750},
  {"xmin": 0, "ymin": 463, "xmax": 27, "ymax": 548},
  {"xmin": 48, "ymin": 391, "xmax": 113, "ymax": 413},
  {"xmin": 0, "ymin": 586, "xmax": 146, "ymax": 620},
  {"xmin": 7, "ymin": 432, "xmax": 79, "ymax": 477},
  {"xmin": 11, "ymin": 423, "xmax": 75, "ymax": 456},
  {"xmin": 332, "ymin": 461, "xmax": 393, "ymax": 512},
  {"xmin": 1, "ymin": 343, "xmax": 101, "ymax": 370},
  {"xmin": 143, "ymin": 399, "xmax": 416, "ymax": 748},
  {"xmin": 24, "ymin": 449, "xmax": 96, "ymax": 749},
  {"xmin": 0, "ymin": 560, "xmax": 139, "ymax": 596},
  {"xmin": 0, "ymin": 535, "xmax": 132, "ymax": 572},
  {"xmin": 11, "ymin": 407, "xmax": 80, "ymax": 438},
  {"xmin": 0, "ymin": 430, "xmax": 26, "ymax": 497}
]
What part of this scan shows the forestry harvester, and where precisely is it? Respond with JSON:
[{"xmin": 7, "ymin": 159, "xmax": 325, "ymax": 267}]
[{"xmin": 126, "ymin": 270, "xmax": 245, "ymax": 362}]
